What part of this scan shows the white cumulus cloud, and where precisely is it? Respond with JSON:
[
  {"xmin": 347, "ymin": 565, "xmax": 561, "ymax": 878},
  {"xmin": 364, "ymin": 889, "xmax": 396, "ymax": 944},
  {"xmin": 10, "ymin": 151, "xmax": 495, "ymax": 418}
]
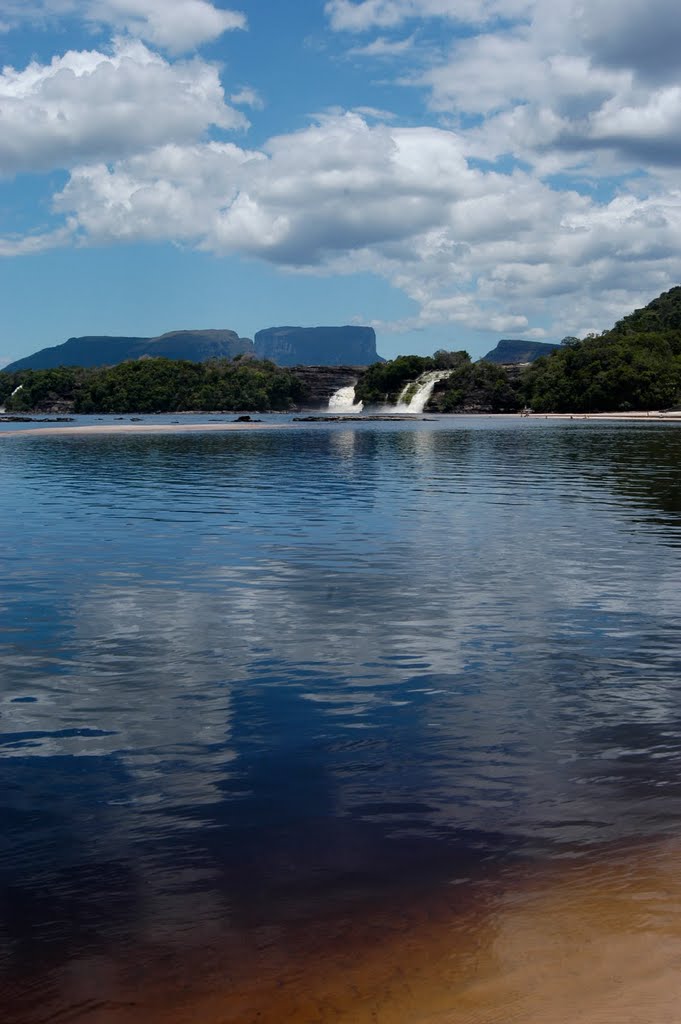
[
  {"xmin": 0, "ymin": 0, "xmax": 246, "ymax": 51},
  {"xmin": 0, "ymin": 38, "xmax": 245, "ymax": 176},
  {"xmin": 47, "ymin": 112, "xmax": 681, "ymax": 338}
]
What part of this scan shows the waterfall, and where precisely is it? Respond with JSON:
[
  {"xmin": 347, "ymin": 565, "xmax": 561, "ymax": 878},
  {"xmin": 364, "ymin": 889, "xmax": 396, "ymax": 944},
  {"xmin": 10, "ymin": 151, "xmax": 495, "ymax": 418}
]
[
  {"xmin": 10, "ymin": 384, "xmax": 23, "ymax": 398},
  {"xmin": 328, "ymin": 385, "xmax": 364, "ymax": 413},
  {"xmin": 393, "ymin": 370, "xmax": 452, "ymax": 413}
]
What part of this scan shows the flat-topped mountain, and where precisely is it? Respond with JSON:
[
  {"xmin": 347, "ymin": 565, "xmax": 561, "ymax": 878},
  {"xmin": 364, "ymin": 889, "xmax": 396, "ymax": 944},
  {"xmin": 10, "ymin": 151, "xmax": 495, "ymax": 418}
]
[
  {"xmin": 4, "ymin": 324, "xmax": 382, "ymax": 372},
  {"xmin": 3, "ymin": 329, "xmax": 253, "ymax": 373},
  {"xmin": 483, "ymin": 339, "xmax": 560, "ymax": 364},
  {"xmin": 254, "ymin": 326, "xmax": 380, "ymax": 366}
]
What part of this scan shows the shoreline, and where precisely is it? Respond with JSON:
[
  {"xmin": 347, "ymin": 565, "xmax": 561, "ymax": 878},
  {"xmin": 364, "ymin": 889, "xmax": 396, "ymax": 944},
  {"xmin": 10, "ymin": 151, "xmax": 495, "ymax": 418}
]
[
  {"xmin": 8, "ymin": 835, "xmax": 681, "ymax": 1024},
  {"xmin": 525, "ymin": 410, "xmax": 681, "ymax": 421},
  {"xmin": 0, "ymin": 420, "xmax": 291, "ymax": 438},
  {"xmin": 2, "ymin": 409, "xmax": 681, "ymax": 438}
]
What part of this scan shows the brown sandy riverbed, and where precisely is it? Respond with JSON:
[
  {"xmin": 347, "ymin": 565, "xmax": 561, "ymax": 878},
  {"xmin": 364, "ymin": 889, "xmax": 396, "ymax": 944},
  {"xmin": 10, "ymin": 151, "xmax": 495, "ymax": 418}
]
[{"xmin": 10, "ymin": 837, "xmax": 681, "ymax": 1024}]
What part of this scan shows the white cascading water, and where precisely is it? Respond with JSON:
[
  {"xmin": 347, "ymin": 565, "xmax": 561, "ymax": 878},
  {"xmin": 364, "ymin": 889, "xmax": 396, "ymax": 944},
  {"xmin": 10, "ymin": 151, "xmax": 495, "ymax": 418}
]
[
  {"xmin": 10, "ymin": 384, "xmax": 23, "ymax": 398},
  {"xmin": 393, "ymin": 370, "xmax": 453, "ymax": 413},
  {"xmin": 328, "ymin": 385, "xmax": 364, "ymax": 413}
]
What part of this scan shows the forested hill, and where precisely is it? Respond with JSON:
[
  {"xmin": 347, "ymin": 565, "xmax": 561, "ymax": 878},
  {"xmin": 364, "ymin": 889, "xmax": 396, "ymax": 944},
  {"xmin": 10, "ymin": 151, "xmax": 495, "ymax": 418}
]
[
  {"xmin": 523, "ymin": 286, "xmax": 681, "ymax": 412},
  {"xmin": 611, "ymin": 286, "xmax": 681, "ymax": 335}
]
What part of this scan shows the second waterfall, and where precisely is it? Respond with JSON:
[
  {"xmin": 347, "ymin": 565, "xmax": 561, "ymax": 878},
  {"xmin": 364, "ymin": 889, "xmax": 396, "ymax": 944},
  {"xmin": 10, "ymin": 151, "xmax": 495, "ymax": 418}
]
[{"xmin": 393, "ymin": 370, "xmax": 453, "ymax": 413}]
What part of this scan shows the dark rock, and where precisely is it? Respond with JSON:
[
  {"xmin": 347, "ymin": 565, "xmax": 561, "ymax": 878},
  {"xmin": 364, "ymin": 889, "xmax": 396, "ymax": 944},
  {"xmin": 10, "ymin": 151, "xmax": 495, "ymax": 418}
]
[
  {"xmin": 0, "ymin": 415, "xmax": 75, "ymax": 423},
  {"xmin": 255, "ymin": 326, "xmax": 381, "ymax": 366},
  {"xmin": 289, "ymin": 365, "xmax": 368, "ymax": 407},
  {"xmin": 482, "ymin": 339, "xmax": 559, "ymax": 364}
]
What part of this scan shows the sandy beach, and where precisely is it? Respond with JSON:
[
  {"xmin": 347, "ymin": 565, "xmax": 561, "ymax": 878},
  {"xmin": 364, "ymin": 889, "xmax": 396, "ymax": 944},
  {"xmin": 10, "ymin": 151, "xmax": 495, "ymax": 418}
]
[
  {"xmin": 2, "ymin": 410, "xmax": 681, "ymax": 438},
  {"xmin": 0, "ymin": 420, "xmax": 291, "ymax": 438},
  {"xmin": 526, "ymin": 410, "xmax": 681, "ymax": 422}
]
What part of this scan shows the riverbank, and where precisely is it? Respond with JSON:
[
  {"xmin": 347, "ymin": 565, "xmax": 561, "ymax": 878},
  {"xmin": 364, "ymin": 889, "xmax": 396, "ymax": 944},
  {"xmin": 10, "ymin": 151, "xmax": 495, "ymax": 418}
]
[
  {"xmin": 0, "ymin": 420, "xmax": 290, "ymax": 438},
  {"xmin": 527, "ymin": 410, "xmax": 681, "ymax": 421},
  {"xmin": 2, "ymin": 409, "xmax": 681, "ymax": 438}
]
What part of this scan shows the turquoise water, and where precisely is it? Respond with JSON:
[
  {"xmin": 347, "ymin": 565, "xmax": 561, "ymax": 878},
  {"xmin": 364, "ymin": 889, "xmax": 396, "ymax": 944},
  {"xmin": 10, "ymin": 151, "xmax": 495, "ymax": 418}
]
[{"xmin": 1, "ymin": 418, "xmax": 681, "ymax": 1020}]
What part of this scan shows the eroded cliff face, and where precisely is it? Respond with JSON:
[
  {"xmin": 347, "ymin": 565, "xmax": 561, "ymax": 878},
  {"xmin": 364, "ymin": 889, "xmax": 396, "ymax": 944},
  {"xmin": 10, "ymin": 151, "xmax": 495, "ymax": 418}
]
[
  {"xmin": 290, "ymin": 366, "xmax": 367, "ymax": 407},
  {"xmin": 255, "ymin": 327, "xmax": 380, "ymax": 367}
]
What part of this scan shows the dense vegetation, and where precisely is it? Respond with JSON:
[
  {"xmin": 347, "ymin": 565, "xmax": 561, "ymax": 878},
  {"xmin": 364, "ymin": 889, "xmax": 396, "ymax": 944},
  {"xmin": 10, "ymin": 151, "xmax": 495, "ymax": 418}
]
[
  {"xmin": 522, "ymin": 331, "xmax": 681, "ymax": 412},
  {"xmin": 356, "ymin": 288, "xmax": 681, "ymax": 413},
  {"xmin": 432, "ymin": 357, "xmax": 522, "ymax": 412},
  {"xmin": 355, "ymin": 349, "xmax": 522, "ymax": 412},
  {"xmin": 355, "ymin": 354, "xmax": 435, "ymax": 405},
  {"xmin": 522, "ymin": 286, "xmax": 681, "ymax": 412},
  {"xmin": 0, "ymin": 357, "xmax": 307, "ymax": 413}
]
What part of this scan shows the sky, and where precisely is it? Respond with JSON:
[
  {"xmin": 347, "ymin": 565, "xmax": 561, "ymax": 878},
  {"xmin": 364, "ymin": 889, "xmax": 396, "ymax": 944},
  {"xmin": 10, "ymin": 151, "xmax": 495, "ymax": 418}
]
[{"xmin": 1, "ymin": 0, "xmax": 680, "ymax": 365}]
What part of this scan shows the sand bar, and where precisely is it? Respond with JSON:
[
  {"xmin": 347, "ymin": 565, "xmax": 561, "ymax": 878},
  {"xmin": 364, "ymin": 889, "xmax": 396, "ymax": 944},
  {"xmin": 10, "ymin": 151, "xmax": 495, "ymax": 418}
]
[
  {"xmin": 2, "ymin": 410, "xmax": 681, "ymax": 438},
  {"xmin": 0, "ymin": 420, "xmax": 292, "ymax": 438},
  {"xmin": 526, "ymin": 410, "xmax": 681, "ymax": 421}
]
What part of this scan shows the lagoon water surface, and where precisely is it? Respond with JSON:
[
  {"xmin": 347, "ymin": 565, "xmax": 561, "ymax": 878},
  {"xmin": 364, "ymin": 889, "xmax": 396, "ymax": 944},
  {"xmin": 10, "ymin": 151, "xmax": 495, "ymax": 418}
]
[{"xmin": 2, "ymin": 418, "xmax": 681, "ymax": 1022}]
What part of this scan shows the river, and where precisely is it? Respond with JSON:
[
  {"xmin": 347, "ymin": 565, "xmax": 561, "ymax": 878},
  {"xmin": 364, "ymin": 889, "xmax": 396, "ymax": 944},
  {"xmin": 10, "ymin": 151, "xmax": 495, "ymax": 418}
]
[{"xmin": 1, "ymin": 417, "xmax": 681, "ymax": 1022}]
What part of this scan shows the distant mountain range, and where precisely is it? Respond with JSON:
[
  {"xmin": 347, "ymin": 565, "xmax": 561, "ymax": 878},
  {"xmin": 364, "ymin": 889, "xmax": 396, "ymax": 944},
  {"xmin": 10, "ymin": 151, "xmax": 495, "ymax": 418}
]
[
  {"xmin": 3, "ymin": 325, "xmax": 381, "ymax": 373},
  {"xmin": 482, "ymin": 339, "xmax": 560, "ymax": 363}
]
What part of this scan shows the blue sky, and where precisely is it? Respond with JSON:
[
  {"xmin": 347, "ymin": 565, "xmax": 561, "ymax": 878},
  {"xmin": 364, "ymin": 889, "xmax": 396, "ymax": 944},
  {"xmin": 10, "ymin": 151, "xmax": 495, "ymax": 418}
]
[{"xmin": 1, "ymin": 0, "xmax": 681, "ymax": 366}]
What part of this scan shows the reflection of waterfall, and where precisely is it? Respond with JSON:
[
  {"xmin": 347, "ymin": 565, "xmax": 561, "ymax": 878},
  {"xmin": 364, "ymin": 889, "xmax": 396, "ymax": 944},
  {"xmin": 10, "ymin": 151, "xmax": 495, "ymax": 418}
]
[
  {"xmin": 328, "ymin": 385, "xmax": 364, "ymax": 413},
  {"xmin": 393, "ymin": 370, "xmax": 452, "ymax": 413}
]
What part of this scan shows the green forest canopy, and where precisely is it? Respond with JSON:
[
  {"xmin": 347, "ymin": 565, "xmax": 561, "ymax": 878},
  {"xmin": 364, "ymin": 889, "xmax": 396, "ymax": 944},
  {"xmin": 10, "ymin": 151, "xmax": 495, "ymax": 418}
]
[
  {"xmin": 0, "ymin": 357, "xmax": 307, "ymax": 413},
  {"xmin": 522, "ymin": 286, "xmax": 681, "ymax": 412}
]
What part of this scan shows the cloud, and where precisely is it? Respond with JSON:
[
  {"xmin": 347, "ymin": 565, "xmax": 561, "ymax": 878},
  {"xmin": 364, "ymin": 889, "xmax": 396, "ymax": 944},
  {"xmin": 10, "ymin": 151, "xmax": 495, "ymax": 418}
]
[
  {"xmin": 87, "ymin": 0, "xmax": 246, "ymax": 52},
  {"xmin": 325, "ymin": 0, "xmax": 533, "ymax": 32},
  {"xmin": 2, "ymin": 0, "xmax": 681, "ymax": 346},
  {"xmin": 54, "ymin": 141, "xmax": 262, "ymax": 243},
  {"xmin": 0, "ymin": 225, "xmax": 75, "ymax": 255},
  {"xmin": 576, "ymin": 0, "xmax": 681, "ymax": 80},
  {"xmin": 586, "ymin": 88, "xmax": 681, "ymax": 166},
  {"xmin": 348, "ymin": 34, "xmax": 415, "ymax": 57},
  {"xmin": 369, "ymin": 0, "xmax": 681, "ymax": 179},
  {"xmin": 45, "ymin": 112, "xmax": 681, "ymax": 337},
  {"xmin": 0, "ymin": 0, "xmax": 246, "ymax": 52},
  {"xmin": 229, "ymin": 86, "xmax": 264, "ymax": 109},
  {"xmin": 0, "ymin": 38, "xmax": 245, "ymax": 176}
]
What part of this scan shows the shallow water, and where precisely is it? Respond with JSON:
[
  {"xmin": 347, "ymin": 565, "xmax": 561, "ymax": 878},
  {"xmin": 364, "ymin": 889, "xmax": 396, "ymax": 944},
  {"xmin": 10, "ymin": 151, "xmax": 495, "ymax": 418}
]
[{"xmin": 1, "ymin": 419, "xmax": 681, "ymax": 1022}]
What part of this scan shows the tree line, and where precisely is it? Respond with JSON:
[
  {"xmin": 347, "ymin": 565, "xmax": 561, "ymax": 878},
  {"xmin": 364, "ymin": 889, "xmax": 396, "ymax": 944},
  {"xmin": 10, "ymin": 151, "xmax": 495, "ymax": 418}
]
[{"xmin": 0, "ymin": 357, "xmax": 307, "ymax": 413}]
